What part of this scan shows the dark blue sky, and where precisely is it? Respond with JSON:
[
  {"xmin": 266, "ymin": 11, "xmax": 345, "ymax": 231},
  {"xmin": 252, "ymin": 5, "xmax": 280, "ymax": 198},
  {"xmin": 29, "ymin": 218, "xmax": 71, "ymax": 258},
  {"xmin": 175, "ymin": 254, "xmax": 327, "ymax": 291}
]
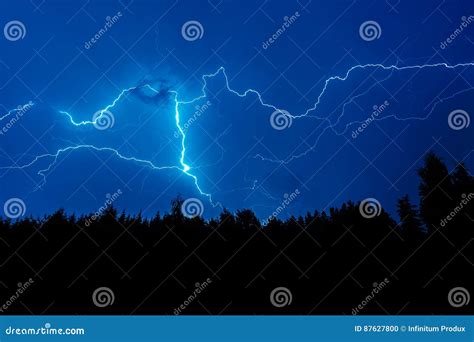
[{"xmin": 1, "ymin": 0, "xmax": 473, "ymax": 220}]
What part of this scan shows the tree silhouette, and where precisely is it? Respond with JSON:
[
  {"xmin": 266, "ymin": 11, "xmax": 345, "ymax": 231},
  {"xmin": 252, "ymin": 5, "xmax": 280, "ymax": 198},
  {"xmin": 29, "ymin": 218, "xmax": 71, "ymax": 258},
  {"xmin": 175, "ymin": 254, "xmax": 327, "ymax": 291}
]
[
  {"xmin": 0, "ymin": 152, "xmax": 471, "ymax": 315},
  {"xmin": 418, "ymin": 152, "xmax": 453, "ymax": 232},
  {"xmin": 397, "ymin": 194, "xmax": 423, "ymax": 242}
]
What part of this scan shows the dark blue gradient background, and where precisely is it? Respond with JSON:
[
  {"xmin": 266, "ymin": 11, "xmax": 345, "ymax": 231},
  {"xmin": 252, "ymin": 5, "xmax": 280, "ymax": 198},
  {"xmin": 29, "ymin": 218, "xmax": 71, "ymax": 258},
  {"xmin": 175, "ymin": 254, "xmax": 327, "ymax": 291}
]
[{"xmin": 0, "ymin": 0, "xmax": 473, "ymax": 219}]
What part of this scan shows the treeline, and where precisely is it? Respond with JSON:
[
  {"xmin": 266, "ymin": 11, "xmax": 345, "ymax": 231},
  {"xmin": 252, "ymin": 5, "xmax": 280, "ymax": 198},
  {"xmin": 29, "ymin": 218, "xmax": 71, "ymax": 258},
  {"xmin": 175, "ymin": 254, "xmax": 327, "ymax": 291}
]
[{"xmin": 0, "ymin": 153, "xmax": 472, "ymax": 314}]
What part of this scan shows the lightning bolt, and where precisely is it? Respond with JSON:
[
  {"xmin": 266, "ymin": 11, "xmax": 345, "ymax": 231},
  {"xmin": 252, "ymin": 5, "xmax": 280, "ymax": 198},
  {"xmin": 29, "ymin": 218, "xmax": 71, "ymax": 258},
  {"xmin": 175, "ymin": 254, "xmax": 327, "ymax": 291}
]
[
  {"xmin": 2, "ymin": 61, "xmax": 473, "ymax": 206},
  {"xmin": 58, "ymin": 86, "xmax": 137, "ymax": 126},
  {"xmin": 0, "ymin": 102, "xmax": 35, "ymax": 121},
  {"xmin": 9, "ymin": 145, "xmax": 182, "ymax": 191},
  {"xmin": 2, "ymin": 83, "xmax": 217, "ymax": 204}
]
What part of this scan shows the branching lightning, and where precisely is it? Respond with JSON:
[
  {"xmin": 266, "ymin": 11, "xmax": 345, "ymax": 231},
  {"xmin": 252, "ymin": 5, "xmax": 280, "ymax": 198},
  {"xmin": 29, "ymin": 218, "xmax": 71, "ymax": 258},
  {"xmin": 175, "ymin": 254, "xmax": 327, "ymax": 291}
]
[
  {"xmin": 10, "ymin": 145, "xmax": 182, "ymax": 191},
  {"xmin": 2, "ymin": 61, "xmax": 474, "ymax": 205},
  {"xmin": 58, "ymin": 86, "xmax": 137, "ymax": 126},
  {"xmin": 0, "ymin": 102, "xmax": 35, "ymax": 121}
]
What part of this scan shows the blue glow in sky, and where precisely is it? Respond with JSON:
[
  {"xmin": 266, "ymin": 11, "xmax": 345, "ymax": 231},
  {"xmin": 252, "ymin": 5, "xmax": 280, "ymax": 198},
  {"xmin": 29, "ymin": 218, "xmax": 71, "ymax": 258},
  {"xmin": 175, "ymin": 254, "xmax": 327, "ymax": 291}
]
[{"xmin": 0, "ymin": 0, "xmax": 473, "ymax": 219}]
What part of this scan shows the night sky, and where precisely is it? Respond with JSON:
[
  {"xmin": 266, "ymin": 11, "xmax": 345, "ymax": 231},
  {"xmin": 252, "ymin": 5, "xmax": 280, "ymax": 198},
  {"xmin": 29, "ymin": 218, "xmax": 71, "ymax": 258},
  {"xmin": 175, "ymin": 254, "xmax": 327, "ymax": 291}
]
[{"xmin": 1, "ymin": 0, "xmax": 473, "ymax": 220}]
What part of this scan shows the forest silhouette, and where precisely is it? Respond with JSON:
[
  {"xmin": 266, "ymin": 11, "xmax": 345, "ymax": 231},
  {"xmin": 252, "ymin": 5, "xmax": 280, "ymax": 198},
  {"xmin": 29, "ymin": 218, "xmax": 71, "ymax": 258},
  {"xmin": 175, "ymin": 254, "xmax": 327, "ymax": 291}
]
[{"xmin": 0, "ymin": 152, "xmax": 472, "ymax": 314}]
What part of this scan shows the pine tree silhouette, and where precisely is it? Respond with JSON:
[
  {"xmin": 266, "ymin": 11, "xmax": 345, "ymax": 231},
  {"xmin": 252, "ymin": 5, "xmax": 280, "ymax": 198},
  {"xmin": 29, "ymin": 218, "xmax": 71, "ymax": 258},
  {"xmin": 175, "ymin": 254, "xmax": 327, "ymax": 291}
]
[
  {"xmin": 0, "ymin": 152, "xmax": 471, "ymax": 315},
  {"xmin": 418, "ymin": 152, "xmax": 453, "ymax": 232},
  {"xmin": 397, "ymin": 194, "xmax": 424, "ymax": 242}
]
